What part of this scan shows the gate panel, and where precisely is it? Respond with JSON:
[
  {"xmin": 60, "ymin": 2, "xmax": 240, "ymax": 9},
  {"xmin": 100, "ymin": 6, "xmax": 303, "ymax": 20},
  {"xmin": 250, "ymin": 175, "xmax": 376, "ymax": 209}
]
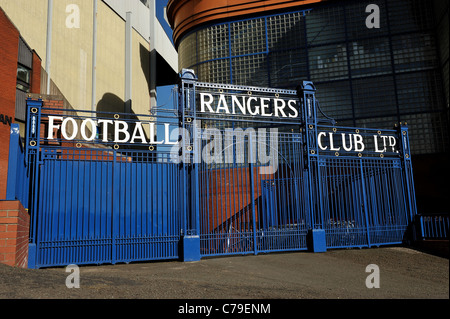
[
  {"xmin": 313, "ymin": 157, "xmax": 369, "ymax": 248},
  {"xmin": 36, "ymin": 149, "xmax": 114, "ymax": 267},
  {"xmin": 34, "ymin": 148, "xmax": 181, "ymax": 268},
  {"xmin": 362, "ymin": 158, "xmax": 409, "ymax": 245},
  {"xmin": 312, "ymin": 155, "xmax": 413, "ymax": 249},
  {"xmin": 113, "ymin": 152, "xmax": 181, "ymax": 263},
  {"xmin": 199, "ymin": 164, "xmax": 256, "ymax": 256},
  {"xmin": 256, "ymin": 132, "xmax": 308, "ymax": 253},
  {"xmin": 190, "ymin": 79, "xmax": 310, "ymax": 257},
  {"xmin": 198, "ymin": 129, "xmax": 309, "ymax": 256}
]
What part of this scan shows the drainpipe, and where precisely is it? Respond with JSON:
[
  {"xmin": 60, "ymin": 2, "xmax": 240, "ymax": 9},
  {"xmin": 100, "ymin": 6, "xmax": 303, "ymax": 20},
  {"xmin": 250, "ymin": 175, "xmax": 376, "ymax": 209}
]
[
  {"xmin": 92, "ymin": 0, "xmax": 98, "ymax": 113},
  {"xmin": 149, "ymin": 0, "xmax": 157, "ymax": 109},
  {"xmin": 125, "ymin": 11, "xmax": 132, "ymax": 113},
  {"xmin": 45, "ymin": 0, "xmax": 53, "ymax": 95}
]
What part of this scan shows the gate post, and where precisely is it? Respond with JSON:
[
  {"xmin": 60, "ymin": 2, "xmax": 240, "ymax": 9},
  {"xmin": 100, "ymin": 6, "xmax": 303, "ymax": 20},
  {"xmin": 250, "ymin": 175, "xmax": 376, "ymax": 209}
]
[
  {"xmin": 297, "ymin": 82, "xmax": 327, "ymax": 252},
  {"xmin": 397, "ymin": 122, "xmax": 418, "ymax": 238},
  {"xmin": 25, "ymin": 98, "xmax": 43, "ymax": 268},
  {"xmin": 179, "ymin": 69, "xmax": 201, "ymax": 262},
  {"xmin": 248, "ymin": 132, "xmax": 258, "ymax": 255}
]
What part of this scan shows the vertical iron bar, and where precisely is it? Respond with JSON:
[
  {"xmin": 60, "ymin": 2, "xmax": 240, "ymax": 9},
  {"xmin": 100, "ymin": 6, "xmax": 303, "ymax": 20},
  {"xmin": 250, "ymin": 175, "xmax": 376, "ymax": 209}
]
[
  {"xmin": 249, "ymin": 133, "xmax": 258, "ymax": 255},
  {"xmin": 359, "ymin": 159, "xmax": 371, "ymax": 248}
]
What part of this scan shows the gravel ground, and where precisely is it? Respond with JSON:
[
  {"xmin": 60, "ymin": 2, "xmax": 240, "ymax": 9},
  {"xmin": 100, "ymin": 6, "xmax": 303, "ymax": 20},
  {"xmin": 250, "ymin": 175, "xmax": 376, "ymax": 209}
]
[{"xmin": 0, "ymin": 246, "xmax": 448, "ymax": 301}]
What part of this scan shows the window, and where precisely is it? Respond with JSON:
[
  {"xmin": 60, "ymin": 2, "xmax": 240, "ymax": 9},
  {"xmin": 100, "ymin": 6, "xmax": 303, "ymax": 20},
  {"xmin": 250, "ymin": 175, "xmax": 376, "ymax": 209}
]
[{"xmin": 17, "ymin": 64, "xmax": 31, "ymax": 92}]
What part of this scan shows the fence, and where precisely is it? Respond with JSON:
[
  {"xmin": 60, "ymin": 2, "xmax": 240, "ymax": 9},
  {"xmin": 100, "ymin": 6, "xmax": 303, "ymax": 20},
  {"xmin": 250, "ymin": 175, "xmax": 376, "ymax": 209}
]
[
  {"xmin": 24, "ymin": 96, "xmax": 183, "ymax": 268},
  {"xmin": 416, "ymin": 214, "xmax": 449, "ymax": 240},
  {"xmin": 22, "ymin": 70, "xmax": 419, "ymax": 268}
]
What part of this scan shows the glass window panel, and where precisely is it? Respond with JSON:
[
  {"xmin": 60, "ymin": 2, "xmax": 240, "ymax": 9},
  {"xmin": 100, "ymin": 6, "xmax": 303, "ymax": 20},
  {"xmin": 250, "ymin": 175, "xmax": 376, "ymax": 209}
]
[
  {"xmin": 267, "ymin": 12, "xmax": 305, "ymax": 50},
  {"xmin": 355, "ymin": 116, "xmax": 397, "ymax": 130},
  {"xmin": 349, "ymin": 37, "xmax": 392, "ymax": 78},
  {"xmin": 198, "ymin": 59, "xmax": 230, "ymax": 84},
  {"xmin": 392, "ymin": 33, "xmax": 438, "ymax": 73},
  {"xmin": 309, "ymin": 44, "xmax": 349, "ymax": 81},
  {"xmin": 197, "ymin": 24, "xmax": 229, "ymax": 61},
  {"xmin": 400, "ymin": 112, "xmax": 449, "ymax": 154},
  {"xmin": 315, "ymin": 81, "xmax": 353, "ymax": 121},
  {"xmin": 388, "ymin": 0, "xmax": 434, "ymax": 34},
  {"xmin": 230, "ymin": 18, "xmax": 266, "ymax": 56},
  {"xmin": 232, "ymin": 54, "xmax": 269, "ymax": 87},
  {"xmin": 306, "ymin": 6, "xmax": 346, "ymax": 46},
  {"xmin": 16, "ymin": 83, "xmax": 30, "ymax": 92},
  {"xmin": 436, "ymin": 9, "xmax": 449, "ymax": 67},
  {"xmin": 396, "ymin": 70, "xmax": 444, "ymax": 114},
  {"xmin": 269, "ymin": 49, "xmax": 308, "ymax": 88},
  {"xmin": 178, "ymin": 31, "xmax": 197, "ymax": 70},
  {"xmin": 17, "ymin": 65, "xmax": 31, "ymax": 84},
  {"xmin": 16, "ymin": 64, "xmax": 31, "ymax": 93},
  {"xmin": 442, "ymin": 61, "xmax": 449, "ymax": 107},
  {"xmin": 352, "ymin": 76, "xmax": 397, "ymax": 118}
]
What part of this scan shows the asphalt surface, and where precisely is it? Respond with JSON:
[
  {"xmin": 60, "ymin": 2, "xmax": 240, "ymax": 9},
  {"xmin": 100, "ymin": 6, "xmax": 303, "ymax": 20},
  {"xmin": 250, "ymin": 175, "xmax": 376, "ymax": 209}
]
[{"xmin": 0, "ymin": 246, "xmax": 448, "ymax": 301}]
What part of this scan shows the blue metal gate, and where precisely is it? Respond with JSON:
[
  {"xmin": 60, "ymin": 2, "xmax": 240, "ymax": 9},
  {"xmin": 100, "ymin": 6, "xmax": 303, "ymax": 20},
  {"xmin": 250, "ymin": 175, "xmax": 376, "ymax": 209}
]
[
  {"xmin": 179, "ymin": 72, "xmax": 417, "ymax": 257},
  {"xmin": 24, "ymin": 70, "xmax": 417, "ymax": 268},
  {"xmin": 25, "ymin": 100, "xmax": 183, "ymax": 268}
]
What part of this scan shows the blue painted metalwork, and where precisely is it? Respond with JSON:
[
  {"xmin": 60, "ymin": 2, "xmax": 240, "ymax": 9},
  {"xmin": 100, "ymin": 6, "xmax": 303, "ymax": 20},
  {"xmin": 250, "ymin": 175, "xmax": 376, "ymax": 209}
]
[
  {"xmin": 23, "ymin": 71, "xmax": 418, "ymax": 268},
  {"xmin": 183, "ymin": 74, "xmax": 417, "ymax": 256},
  {"xmin": 25, "ymin": 97, "xmax": 183, "ymax": 268},
  {"xmin": 416, "ymin": 214, "xmax": 449, "ymax": 240},
  {"xmin": 6, "ymin": 123, "xmax": 29, "ymax": 208}
]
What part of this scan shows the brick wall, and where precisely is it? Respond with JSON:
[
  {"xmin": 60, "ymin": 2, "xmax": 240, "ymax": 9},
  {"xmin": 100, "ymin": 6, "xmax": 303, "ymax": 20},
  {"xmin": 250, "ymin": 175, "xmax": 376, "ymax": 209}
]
[
  {"xmin": 0, "ymin": 8, "xmax": 20, "ymax": 199},
  {"xmin": 0, "ymin": 201, "xmax": 30, "ymax": 268},
  {"xmin": 31, "ymin": 51, "xmax": 41, "ymax": 94}
]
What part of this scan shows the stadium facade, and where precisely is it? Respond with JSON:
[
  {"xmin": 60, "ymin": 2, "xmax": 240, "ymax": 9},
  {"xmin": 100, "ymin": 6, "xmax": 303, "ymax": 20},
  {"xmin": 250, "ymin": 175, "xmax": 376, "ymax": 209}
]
[{"xmin": 167, "ymin": 0, "xmax": 449, "ymax": 215}]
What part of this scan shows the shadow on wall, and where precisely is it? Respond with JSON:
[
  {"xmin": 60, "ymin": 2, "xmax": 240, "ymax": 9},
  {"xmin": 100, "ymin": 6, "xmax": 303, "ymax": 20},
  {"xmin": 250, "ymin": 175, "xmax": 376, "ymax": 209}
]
[
  {"xmin": 96, "ymin": 92, "xmax": 150, "ymax": 151},
  {"xmin": 140, "ymin": 43, "xmax": 178, "ymax": 92},
  {"xmin": 140, "ymin": 44, "xmax": 151, "ymax": 95},
  {"xmin": 96, "ymin": 92, "xmax": 125, "ymax": 115}
]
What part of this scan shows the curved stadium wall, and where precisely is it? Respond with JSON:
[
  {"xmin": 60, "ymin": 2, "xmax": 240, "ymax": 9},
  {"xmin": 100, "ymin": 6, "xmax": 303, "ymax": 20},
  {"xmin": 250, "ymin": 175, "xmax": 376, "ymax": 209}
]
[{"xmin": 174, "ymin": 0, "xmax": 448, "ymax": 157}]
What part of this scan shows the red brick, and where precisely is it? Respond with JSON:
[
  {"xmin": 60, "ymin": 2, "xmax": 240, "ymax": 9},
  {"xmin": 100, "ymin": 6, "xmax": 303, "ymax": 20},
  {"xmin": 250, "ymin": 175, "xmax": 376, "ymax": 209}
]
[
  {"xmin": 5, "ymin": 239, "xmax": 17, "ymax": 246},
  {"xmin": 7, "ymin": 210, "xmax": 20, "ymax": 217},
  {"xmin": 0, "ymin": 200, "xmax": 30, "ymax": 268},
  {"xmin": 0, "ymin": 9, "xmax": 20, "ymax": 199},
  {"xmin": 1, "ymin": 246, "xmax": 16, "ymax": 253},
  {"xmin": 0, "ymin": 232, "xmax": 11, "ymax": 239},
  {"xmin": 5, "ymin": 224, "xmax": 18, "ymax": 232},
  {"xmin": 0, "ymin": 217, "xmax": 18, "ymax": 224},
  {"xmin": 31, "ymin": 51, "xmax": 41, "ymax": 94},
  {"xmin": 0, "ymin": 201, "xmax": 21, "ymax": 210}
]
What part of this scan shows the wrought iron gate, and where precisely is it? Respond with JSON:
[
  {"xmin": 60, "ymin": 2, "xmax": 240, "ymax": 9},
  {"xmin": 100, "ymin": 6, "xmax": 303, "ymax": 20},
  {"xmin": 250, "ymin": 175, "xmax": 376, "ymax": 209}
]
[
  {"xmin": 24, "ymin": 70, "xmax": 417, "ymax": 268},
  {"xmin": 177, "ymin": 71, "xmax": 416, "ymax": 257},
  {"xmin": 25, "ymin": 100, "xmax": 183, "ymax": 268},
  {"xmin": 180, "ymin": 80, "xmax": 310, "ymax": 257}
]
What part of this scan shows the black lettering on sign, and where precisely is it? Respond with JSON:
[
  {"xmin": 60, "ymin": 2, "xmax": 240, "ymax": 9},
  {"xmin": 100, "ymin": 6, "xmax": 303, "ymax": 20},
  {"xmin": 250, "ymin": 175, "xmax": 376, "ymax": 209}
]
[{"xmin": 0, "ymin": 114, "xmax": 12, "ymax": 126}]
